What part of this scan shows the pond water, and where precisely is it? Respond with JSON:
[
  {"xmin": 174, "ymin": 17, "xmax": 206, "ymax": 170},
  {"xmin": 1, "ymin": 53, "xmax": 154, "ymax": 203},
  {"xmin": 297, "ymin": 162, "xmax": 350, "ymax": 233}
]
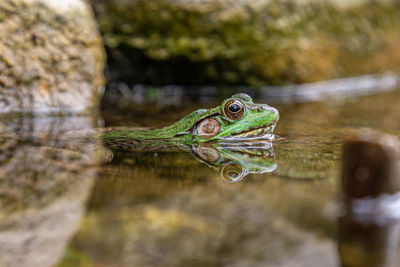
[{"xmin": 1, "ymin": 90, "xmax": 400, "ymax": 267}]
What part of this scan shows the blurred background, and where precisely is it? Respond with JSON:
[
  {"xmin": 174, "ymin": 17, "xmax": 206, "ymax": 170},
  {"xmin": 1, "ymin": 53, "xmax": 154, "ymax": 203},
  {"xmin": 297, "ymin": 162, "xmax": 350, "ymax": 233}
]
[
  {"xmin": 2, "ymin": 0, "xmax": 400, "ymax": 266},
  {"xmin": 2, "ymin": 0, "xmax": 400, "ymax": 113},
  {"xmin": 91, "ymin": 0, "xmax": 400, "ymax": 111}
]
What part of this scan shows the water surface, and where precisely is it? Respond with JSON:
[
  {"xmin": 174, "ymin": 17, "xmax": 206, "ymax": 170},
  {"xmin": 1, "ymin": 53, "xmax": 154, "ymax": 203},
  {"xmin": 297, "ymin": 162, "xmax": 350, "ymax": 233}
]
[{"xmin": 2, "ymin": 90, "xmax": 400, "ymax": 266}]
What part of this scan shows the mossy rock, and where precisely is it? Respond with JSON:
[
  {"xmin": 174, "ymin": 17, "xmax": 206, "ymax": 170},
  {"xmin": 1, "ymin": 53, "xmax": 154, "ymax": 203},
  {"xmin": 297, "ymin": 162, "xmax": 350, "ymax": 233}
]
[
  {"xmin": 0, "ymin": 0, "xmax": 105, "ymax": 113},
  {"xmin": 91, "ymin": 0, "xmax": 400, "ymax": 86}
]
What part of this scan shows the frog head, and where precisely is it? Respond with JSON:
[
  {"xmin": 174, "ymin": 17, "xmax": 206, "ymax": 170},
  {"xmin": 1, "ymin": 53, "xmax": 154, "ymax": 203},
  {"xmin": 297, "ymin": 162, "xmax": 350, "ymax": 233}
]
[{"xmin": 190, "ymin": 93, "xmax": 279, "ymax": 142}]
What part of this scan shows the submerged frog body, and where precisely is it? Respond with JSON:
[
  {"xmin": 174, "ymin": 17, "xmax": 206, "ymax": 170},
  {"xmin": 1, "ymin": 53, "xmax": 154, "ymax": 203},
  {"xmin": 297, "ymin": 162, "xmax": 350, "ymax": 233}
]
[{"xmin": 103, "ymin": 93, "xmax": 279, "ymax": 149}]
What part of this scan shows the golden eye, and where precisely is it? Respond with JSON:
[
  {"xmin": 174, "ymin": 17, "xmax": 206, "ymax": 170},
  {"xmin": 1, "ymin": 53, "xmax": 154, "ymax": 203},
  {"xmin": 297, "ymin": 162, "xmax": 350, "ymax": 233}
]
[
  {"xmin": 224, "ymin": 100, "xmax": 245, "ymax": 120},
  {"xmin": 221, "ymin": 164, "xmax": 244, "ymax": 182}
]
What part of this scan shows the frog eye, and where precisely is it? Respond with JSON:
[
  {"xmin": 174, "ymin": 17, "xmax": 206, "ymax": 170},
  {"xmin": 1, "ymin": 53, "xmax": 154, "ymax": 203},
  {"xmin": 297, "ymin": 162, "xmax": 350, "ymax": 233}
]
[
  {"xmin": 224, "ymin": 100, "xmax": 245, "ymax": 120},
  {"xmin": 221, "ymin": 164, "xmax": 245, "ymax": 182},
  {"xmin": 197, "ymin": 118, "xmax": 220, "ymax": 138}
]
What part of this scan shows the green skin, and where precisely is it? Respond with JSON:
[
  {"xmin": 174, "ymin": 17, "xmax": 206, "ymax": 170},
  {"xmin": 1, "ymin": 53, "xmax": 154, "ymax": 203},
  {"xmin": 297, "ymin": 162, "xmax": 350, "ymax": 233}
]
[{"xmin": 102, "ymin": 93, "xmax": 279, "ymax": 150}]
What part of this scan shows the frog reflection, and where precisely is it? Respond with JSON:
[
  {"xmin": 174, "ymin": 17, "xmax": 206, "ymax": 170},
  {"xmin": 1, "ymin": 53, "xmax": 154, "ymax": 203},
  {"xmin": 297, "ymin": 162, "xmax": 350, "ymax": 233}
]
[
  {"xmin": 192, "ymin": 141, "xmax": 277, "ymax": 182},
  {"xmin": 106, "ymin": 139, "xmax": 277, "ymax": 183}
]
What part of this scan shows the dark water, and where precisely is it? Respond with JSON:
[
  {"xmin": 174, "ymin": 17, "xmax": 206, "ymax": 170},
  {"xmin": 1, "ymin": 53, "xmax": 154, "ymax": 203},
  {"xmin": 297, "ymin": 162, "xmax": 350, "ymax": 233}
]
[{"xmin": 2, "ymin": 90, "xmax": 400, "ymax": 267}]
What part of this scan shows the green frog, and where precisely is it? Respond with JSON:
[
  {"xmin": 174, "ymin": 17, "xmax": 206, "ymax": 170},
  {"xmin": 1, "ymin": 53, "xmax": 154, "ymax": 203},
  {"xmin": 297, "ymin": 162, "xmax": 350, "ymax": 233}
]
[{"xmin": 103, "ymin": 93, "xmax": 279, "ymax": 150}]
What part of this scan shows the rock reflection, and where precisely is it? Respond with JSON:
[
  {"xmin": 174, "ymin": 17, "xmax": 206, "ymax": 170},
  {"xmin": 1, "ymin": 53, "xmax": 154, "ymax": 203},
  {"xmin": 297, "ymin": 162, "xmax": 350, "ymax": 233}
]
[{"xmin": 0, "ymin": 116, "xmax": 103, "ymax": 267}]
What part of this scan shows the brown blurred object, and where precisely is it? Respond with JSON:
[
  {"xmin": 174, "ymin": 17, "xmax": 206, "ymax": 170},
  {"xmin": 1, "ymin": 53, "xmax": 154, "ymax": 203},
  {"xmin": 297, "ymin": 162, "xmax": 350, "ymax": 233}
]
[{"xmin": 339, "ymin": 129, "xmax": 400, "ymax": 267}]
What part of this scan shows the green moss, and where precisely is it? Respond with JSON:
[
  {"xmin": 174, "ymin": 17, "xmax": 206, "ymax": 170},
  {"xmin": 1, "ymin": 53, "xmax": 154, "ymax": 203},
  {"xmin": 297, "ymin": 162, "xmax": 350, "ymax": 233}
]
[
  {"xmin": 57, "ymin": 246, "xmax": 93, "ymax": 267},
  {"xmin": 91, "ymin": 0, "xmax": 400, "ymax": 86}
]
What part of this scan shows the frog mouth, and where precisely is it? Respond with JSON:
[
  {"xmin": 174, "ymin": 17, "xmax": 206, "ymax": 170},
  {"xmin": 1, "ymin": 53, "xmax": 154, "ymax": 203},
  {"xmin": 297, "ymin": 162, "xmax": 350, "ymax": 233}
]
[{"xmin": 227, "ymin": 122, "xmax": 277, "ymax": 140}]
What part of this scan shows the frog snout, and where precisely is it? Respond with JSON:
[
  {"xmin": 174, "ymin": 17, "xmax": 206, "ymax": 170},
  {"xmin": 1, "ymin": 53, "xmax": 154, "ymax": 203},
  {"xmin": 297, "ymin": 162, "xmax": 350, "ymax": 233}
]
[
  {"xmin": 272, "ymin": 108, "xmax": 279, "ymax": 123},
  {"xmin": 265, "ymin": 106, "xmax": 279, "ymax": 122},
  {"xmin": 257, "ymin": 105, "xmax": 278, "ymax": 113},
  {"xmin": 254, "ymin": 104, "xmax": 279, "ymax": 122}
]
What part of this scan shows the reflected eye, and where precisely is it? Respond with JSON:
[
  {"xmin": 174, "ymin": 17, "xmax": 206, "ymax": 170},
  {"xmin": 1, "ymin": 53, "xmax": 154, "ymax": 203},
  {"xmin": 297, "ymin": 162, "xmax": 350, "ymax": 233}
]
[
  {"xmin": 221, "ymin": 164, "xmax": 245, "ymax": 182},
  {"xmin": 224, "ymin": 100, "xmax": 245, "ymax": 120}
]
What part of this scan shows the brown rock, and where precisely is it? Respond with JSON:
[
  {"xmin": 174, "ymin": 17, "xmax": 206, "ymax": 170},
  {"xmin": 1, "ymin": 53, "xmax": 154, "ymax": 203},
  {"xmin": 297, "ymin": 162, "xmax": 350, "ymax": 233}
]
[{"xmin": 0, "ymin": 0, "xmax": 105, "ymax": 113}]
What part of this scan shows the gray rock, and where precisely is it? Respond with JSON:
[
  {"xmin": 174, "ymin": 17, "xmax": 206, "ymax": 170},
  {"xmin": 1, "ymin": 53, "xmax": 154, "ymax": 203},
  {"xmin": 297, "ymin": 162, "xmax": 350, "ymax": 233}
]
[
  {"xmin": 0, "ymin": 115, "xmax": 103, "ymax": 267},
  {"xmin": 0, "ymin": 0, "xmax": 105, "ymax": 113}
]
